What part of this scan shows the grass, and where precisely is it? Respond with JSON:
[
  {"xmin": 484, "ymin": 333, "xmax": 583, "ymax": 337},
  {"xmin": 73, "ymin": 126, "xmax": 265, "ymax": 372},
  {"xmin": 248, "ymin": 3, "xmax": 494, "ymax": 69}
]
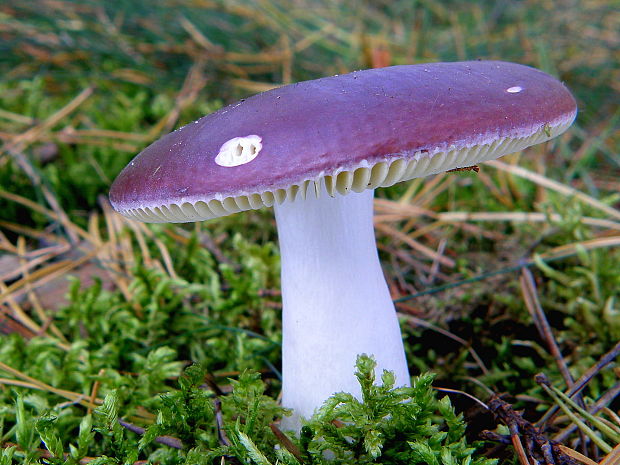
[{"xmin": 0, "ymin": 0, "xmax": 619, "ymax": 463}]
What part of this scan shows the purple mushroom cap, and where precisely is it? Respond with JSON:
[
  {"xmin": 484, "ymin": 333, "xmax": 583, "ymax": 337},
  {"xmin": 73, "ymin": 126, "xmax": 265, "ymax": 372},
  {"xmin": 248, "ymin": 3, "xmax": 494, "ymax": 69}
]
[{"xmin": 109, "ymin": 61, "xmax": 576, "ymax": 223}]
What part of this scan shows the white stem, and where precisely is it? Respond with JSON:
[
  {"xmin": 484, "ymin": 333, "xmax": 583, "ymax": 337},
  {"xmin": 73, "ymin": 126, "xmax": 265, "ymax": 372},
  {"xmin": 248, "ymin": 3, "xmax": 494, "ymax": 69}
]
[{"xmin": 274, "ymin": 185, "xmax": 410, "ymax": 428}]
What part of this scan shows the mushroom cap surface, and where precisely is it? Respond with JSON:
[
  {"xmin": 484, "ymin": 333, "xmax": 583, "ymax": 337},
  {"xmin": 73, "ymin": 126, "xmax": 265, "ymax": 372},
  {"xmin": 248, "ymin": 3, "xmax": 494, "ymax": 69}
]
[{"xmin": 109, "ymin": 61, "xmax": 577, "ymax": 222}]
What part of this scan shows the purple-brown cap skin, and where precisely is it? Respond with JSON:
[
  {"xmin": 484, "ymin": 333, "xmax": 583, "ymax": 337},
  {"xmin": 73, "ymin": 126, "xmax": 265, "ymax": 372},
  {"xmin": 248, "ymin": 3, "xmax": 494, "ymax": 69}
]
[{"xmin": 110, "ymin": 61, "xmax": 577, "ymax": 222}]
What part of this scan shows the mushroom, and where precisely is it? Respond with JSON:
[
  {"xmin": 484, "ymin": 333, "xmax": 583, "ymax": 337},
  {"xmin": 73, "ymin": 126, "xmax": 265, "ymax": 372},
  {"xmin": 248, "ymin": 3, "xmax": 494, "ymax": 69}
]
[{"xmin": 109, "ymin": 61, "xmax": 577, "ymax": 427}]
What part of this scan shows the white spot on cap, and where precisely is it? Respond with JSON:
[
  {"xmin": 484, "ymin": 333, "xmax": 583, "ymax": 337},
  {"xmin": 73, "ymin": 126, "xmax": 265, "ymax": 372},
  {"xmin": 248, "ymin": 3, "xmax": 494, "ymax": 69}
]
[
  {"xmin": 215, "ymin": 135, "xmax": 262, "ymax": 167},
  {"xmin": 507, "ymin": 86, "xmax": 523, "ymax": 93}
]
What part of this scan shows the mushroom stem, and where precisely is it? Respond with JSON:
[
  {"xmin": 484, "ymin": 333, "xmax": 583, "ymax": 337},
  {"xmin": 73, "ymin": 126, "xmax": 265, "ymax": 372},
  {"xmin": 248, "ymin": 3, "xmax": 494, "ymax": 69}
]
[{"xmin": 274, "ymin": 184, "xmax": 410, "ymax": 428}]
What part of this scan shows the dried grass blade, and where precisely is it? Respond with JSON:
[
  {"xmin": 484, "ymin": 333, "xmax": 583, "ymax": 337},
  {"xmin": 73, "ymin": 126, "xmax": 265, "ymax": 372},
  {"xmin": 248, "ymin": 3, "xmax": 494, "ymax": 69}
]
[
  {"xmin": 114, "ymin": 214, "xmax": 137, "ymax": 275},
  {"xmin": 0, "ymin": 246, "xmax": 103, "ymax": 307},
  {"xmin": 0, "ymin": 220, "xmax": 68, "ymax": 246},
  {"xmin": 599, "ymin": 441, "xmax": 620, "ymax": 465},
  {"xmin": 293, "ymin": 23, "xmax": 337, "ymax": 52},
  {"xmin": 0, "ymin": 361, "xmax": 99, "ymax": 408},
  {"xmin": 125, "ymin": 220, "xmax": 152, "ymax": 266},
  {"xmin": 375, "ymin": 222, "xmax": 454, "ymax": 267},
  {"xmin": 539, "ymin": 236, "xmax": 620, "ymax": 261},
  {"xmin": 554, "ymin": 383, "xmax": 620, "ymax": 443},
  {"xmin": 3, "ymin": 86, "xmax": 94, "ymax": 151},
  {"xmin": 548, "ymin": 383, "xmax": 620, "ymax": 444},
  {"xmin": 374, "ymin": 199, "xmax": 503, "ymax": 239},
  {"xmin": 486, "ymin": 160, "xmax": 620, "ymax": 221},
  {"xmin": 0, "ymin": 245, "xmax": 69, "ymax": 283},
  {"xmin": 0, "ymin": 109, "xmax": 35, "ymax": 125},
  {"xmin": 510, "ymin": 432, "xmax": 533, "ymax": 465},
  {"xmin": 538, "ymin": 379, "xmax": 612, "ymax": 453},
  {"xmin": 0, "ymin": 230, "xmax": 17, "ymax": 252},
  {"xmin": 408, "ymin": 173, "xmax": 448, "ymax": 207},
  {"xmin": 0, "ymin": 189, "xmax": 56, "ymax": 219},
  {"xmin": 476, "ymin": 168, "xmax": 514, "ymax": 208},
  {"xmin": 179, "ymin": 15, "xmax": 222, "ymax": 53},
  {"xmin": 0, "ymin": 190, "xmax": 91, "ymax": 242},
  {"xmin": 0, "ymin": 280, "xmax": 42, "ymax": 334},
  {"xmin": 555, "ymin": 445, "xmax": 598, "ymax": 465},
  {"xmin": 69, "ymin": 128, "xmax": 150, "ymax": 141},
  {"xmin": 602, "ymin": 407, "xmax": 620, "ymax": 429},
  {"xmin": 147, "ymin": 60, "xmax": 208, "ymax": 138},
  {"xmin": 438, "ymin": 212, "xmax": 620, "ymax": 231},
  {"xmin": 539, "ymin": 341, "xmax": 620, "ymax": 429},
  {"xmin": 52, "ymin": 133, "xmax": 139, "ymax": 152},
  {"xmin": 16, "ymin": 237, "xmax": 68, "ymax": 342},
  {"xmin": 229, "ymin": 78, "xmax": 283, "ymax": 92},
  {"xmin": 373, "ymin": 198, "xmax": 436, "ymax": 219}
]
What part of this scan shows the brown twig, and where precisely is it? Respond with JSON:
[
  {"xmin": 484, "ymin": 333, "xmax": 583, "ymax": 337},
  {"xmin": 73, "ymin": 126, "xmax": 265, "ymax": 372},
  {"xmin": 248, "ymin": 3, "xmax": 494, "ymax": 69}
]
[
  {"xmin": 214, "ymin": 398, "xmax": 231, "ymax": 447},
  {"xmin": 270, "ymin": 422, "xmax": 305, "ymax": 463},
  {"xmin": 484, "ymin": 395, "xmax": 580, "ymax": 465},
  {"xmin": 212, "ymin": 396, "xmax": 243, "ymax": 464},
  {"xmin": 519, "ymin": 267, "xmax": 575, "ymax": 388}
]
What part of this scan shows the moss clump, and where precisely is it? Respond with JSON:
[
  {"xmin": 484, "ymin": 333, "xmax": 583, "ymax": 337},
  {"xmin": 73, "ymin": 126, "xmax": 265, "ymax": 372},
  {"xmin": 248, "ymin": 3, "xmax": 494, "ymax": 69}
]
[{"xmin": 0, "ymin": 355, "xmax": 495, "ymax": 464}]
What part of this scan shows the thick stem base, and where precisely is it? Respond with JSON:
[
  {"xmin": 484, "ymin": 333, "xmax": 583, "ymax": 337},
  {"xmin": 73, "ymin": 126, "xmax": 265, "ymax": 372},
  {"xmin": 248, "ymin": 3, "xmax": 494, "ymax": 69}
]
[{"xmin": 274, "ymin": 186, "xmax": 410, "ymax": 428}]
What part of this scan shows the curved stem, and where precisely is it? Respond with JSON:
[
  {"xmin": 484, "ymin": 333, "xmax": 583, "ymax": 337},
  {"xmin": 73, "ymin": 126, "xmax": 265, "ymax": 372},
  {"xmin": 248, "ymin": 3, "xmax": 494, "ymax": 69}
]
[{"xmin": 274, "ymin": 185, "xmax": 410, "ymax": 428}]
